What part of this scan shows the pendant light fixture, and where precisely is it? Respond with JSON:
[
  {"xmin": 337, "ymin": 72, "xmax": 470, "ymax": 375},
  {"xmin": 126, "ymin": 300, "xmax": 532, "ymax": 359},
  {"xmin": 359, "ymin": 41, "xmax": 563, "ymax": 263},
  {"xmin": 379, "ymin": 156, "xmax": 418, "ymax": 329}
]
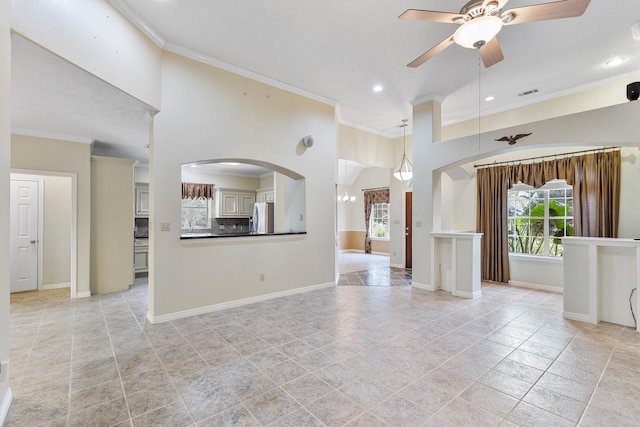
[
  {"xmin": 339, "ymin": 159, "xmax": 356, "ymax": 203},
  {"xmin": 393, "ymin": 119, "xmax": 413, "ymax": 181}
]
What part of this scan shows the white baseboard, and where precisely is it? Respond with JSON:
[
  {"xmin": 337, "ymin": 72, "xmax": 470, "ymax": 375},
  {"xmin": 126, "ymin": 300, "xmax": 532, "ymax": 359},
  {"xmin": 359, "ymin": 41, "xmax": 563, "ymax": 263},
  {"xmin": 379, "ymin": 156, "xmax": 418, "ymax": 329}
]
[
  {"xmin": 75, "ymin": 291, "xmax": 91, "ymax": 298},
  {"xmin": 390, "ymin": 263, "xmax": 404, "ymax": 268},
  {"xmin": 563, "ymin": 311, "xmax": 594, "ymax": 324},
  {"xmin": 412, "ymin": 281, "xmax": 435, "ymax": 292},
  {"xmin": 509, "ymin": 280, "xmax": 563, "ymax": 294},
  {"xmin": 43, "ymin": 282, "xmax": 71, "ymax": 290},
  {"xmin": 453, "ymin": 289, "xmax": 482, "ymax": 299},
  {"xmin": 0, "ymin": 387, "xmax": 13, "ymax": 426},
  {"xmin": 148, "ymin": 282, "xmax": 335, "ymax": 324}
]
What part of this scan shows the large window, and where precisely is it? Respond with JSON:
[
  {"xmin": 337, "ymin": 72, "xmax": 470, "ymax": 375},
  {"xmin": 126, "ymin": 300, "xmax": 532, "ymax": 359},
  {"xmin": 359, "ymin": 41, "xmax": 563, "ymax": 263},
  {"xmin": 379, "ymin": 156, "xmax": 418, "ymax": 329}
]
[
  {"xmin": 181, "ymin": 198, "xmax": 210, "ymax": 231},
  {"xmin": 507, "ymin": 185, "xmax": 573, "ymax": 256},
  {"xmin": 369, "ymin": 203, "xmax": 389, "ymax": 239}
]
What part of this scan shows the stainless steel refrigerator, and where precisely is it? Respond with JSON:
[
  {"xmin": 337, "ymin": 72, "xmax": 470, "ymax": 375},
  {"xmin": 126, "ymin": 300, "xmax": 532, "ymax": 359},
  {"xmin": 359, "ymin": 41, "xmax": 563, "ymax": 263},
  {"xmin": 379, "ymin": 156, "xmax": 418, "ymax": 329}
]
[{"xmin": 252, "ymin": 201, "xmax": 274, "ymax": 234}]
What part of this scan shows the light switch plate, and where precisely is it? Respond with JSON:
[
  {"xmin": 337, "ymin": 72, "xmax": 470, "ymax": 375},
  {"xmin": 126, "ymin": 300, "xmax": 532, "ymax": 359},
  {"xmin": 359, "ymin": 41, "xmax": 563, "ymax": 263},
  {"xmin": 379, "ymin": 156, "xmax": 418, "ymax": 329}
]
[{"xmin": 160, "ymin": 222, "xmax": 170, "ymax": 232}]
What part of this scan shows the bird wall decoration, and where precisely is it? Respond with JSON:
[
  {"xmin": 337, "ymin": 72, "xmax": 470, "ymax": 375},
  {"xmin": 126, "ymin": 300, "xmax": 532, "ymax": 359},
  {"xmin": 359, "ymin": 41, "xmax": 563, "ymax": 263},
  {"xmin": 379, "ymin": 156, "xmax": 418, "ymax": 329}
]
[{"xmin": 495, "ymin": 132, "xmax": 532, "ymax": 145}]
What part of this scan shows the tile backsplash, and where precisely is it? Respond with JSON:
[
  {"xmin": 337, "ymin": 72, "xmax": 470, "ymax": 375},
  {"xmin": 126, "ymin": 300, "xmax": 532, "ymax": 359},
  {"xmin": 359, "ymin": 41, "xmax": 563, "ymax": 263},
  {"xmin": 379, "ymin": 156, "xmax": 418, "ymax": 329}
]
[{"xmin": 211, "ymin": 218, "xmax": 250, "ymax": 234}]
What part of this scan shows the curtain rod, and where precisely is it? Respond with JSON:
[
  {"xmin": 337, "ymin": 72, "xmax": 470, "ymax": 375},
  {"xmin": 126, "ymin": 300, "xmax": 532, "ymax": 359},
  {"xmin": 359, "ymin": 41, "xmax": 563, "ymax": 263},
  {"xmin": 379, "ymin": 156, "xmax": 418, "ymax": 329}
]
[
  {"xmin": 361, "ymin": 186, "xmax": 389, "ymax": 192},
  {"xmin": 474, "ymin": 146, "xmax": 620, "ymax": 169}
]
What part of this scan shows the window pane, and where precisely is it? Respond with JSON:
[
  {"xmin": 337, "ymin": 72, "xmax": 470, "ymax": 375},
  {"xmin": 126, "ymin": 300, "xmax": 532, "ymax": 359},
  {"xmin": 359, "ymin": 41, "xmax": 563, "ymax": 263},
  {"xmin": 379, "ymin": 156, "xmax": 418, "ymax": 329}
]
[
  {"xmin": 182, "ymin": 198, "xmax": 209, "ymax": 230},
  {"xmin": 508, "ymin": 187, "xmax": 573, "ymax": 257},
  {"xmin": 370, "ymin": 203, "xmax": 389, "ymax": 238},
  {"xmin": 182, "ymin": 198, "xmax": 207, "ymax": 208}
]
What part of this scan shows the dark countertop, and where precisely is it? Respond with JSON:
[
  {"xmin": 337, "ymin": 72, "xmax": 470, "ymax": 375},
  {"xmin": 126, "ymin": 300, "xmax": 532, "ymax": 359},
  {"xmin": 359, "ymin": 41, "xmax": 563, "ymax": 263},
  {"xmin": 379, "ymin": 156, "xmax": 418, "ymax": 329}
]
[{"xmin": 180, "ymin": 231, "xmax": 306, "ymax": 239}]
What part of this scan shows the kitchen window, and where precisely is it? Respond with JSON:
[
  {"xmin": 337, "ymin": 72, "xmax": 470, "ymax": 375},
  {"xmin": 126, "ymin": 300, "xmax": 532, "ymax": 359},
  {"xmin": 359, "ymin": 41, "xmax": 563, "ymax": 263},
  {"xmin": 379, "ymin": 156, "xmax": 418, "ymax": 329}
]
[
  {"xmin": 181, "ymin": 198, "xmax": 210, "ymax": 231},
  {"xmin": 369, "ymin": 203, "xmax": 389, "ymax": 239},
  {"xmin": 507, "ymin": 184, "xmax": 573, "ymax": 257}
]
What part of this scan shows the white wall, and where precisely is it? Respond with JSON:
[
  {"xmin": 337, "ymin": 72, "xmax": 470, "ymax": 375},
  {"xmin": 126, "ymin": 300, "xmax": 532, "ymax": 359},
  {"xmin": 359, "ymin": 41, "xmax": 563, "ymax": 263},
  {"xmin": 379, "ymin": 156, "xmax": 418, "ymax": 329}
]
[
  {"xmin": 150, "ymin": 51, "xmax": 336, "ymax": 320},
  {"xmin": 1, "ymin": 0, "xmax": 12, "ymax": 421},
  {"xmin": 11, "ymin": 0, "xmax": 162, "ymax": 109},
  {"xmin": 134, "ymin": 164, "xmax": 149, "ymax": 183},
  {"xmin": 337, "ymin": 124, "xmax": 394, "ymax": 167},
  {"xmin": 618, "ymin": 147, "xmax": 640, "ymax": 238},
  {"xmin": 43, "ymin": 176, "xmax": 71, "ymax": 287},
  {"xmin": 283, "ymin": 176, "xmax": 305, "ymax": 233}
]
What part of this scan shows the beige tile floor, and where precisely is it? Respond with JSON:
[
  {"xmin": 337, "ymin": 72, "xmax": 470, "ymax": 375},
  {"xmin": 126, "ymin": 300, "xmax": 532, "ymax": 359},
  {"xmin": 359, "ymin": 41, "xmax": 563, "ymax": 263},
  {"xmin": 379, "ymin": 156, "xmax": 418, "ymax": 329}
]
[
  {"xmin": 338, "ymin": 252, "xmax": 411, "ymax": 287},
  {"xmin": 5, "ymin": 257, "xmax": 640, "ymax": 426}
]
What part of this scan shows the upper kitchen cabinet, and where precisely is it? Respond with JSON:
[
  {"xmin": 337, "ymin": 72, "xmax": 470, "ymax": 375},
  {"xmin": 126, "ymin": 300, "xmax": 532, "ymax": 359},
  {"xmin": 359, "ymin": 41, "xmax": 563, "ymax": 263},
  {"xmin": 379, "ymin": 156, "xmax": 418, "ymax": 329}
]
[
  {"xmin": 135, "ymin": 183, "xmax": 149, "ymax": 217},
  {"xmin": 215, "ymin": 189, "xmax": 255, "ymax": 218},
  {"xmin": 256, "ymin": 187, "xmax": 274, "ymax": 203}
]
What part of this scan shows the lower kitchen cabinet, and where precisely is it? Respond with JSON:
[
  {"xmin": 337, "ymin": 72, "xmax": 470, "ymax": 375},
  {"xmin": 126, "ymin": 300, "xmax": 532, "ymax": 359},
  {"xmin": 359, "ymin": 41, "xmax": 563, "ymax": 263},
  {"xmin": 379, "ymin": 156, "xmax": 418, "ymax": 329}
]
[{"xmin": 134, "ymin": 240, "xmax": 149, "ymax": 274}]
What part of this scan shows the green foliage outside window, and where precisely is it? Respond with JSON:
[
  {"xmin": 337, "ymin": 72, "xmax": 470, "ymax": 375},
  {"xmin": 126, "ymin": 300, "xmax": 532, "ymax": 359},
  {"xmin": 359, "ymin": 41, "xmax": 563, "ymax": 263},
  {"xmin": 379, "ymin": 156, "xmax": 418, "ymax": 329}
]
[
  {"xmin": 370, "ymin": 203, "xmax": 389, "ymax": 239},
  {"xmin": 508, "ymin": 188, "xmax": 573, "ymax": 256}
]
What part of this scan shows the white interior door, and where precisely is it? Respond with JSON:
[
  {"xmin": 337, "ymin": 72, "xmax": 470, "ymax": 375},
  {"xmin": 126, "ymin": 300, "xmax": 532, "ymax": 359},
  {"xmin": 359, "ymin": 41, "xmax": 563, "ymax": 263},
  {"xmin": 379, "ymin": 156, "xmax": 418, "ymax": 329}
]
[{"xmin": 10, "ymin": 179, "xmax": 39, "ymax": 293}]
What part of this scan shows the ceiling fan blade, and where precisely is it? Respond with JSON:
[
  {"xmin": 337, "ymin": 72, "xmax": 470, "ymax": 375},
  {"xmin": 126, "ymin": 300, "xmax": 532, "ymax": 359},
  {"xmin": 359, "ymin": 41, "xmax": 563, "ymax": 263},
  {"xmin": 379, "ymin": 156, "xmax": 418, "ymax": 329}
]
[
  {"xmin": 399, "ymin": 9, "xmax": 463, "ymax": 24},
  {"xmin": 502, "ymin": 0, "xmax": 590, "ymax": 25},
  {"xmin": 408, "ymin": 35, "xmax": 456, "ymax": 68},
  {"xmin": 479, "ymin": 37, "xmax": 504, "ymax": 67}
]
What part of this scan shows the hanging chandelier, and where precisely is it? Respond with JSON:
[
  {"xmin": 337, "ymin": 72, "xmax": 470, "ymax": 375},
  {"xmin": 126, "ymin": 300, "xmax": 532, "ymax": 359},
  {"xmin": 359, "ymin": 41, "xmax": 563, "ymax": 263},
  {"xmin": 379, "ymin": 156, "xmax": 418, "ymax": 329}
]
[
  {"xmin": 339, "ymin": 159, "xmax": 356, "ymax": 203},
  {"xmin": 393, "ymin": 119, "xmax": 413, "ymax": 181}
]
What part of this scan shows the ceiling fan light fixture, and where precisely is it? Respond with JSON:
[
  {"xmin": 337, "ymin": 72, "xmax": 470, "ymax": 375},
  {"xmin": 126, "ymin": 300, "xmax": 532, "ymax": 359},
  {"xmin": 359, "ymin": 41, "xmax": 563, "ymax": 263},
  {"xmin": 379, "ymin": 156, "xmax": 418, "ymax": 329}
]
[{"xmin": 453, "ymin": 15, "xmax": 503, "ymax": 49}]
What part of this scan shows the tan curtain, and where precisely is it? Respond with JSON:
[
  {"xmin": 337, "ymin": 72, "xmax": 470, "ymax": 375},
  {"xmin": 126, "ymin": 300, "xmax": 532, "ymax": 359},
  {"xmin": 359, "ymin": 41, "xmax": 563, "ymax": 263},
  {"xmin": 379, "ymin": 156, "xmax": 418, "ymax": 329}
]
[
  {"xmin": 476, "ymin": 166, "xmax": 512, "ymax": 283},
  {"xmin": 508, "ymin": 150, "xmax": 620, "ymax": 237},
  {"xmin": 181, "ymin": 182, "xmax": 214, "ymax": 200},
  {"xmin": 477, "ymin": 149, "xmax": 621, "ymax": 283},
  {"xmin": 364, "ymin": 188, "xmax": 390, "ymax": 254}
]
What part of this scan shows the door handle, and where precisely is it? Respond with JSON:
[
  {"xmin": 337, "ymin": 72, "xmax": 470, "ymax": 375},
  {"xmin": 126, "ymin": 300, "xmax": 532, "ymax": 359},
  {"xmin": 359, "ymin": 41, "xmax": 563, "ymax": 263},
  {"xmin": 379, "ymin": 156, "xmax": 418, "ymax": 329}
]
[{"xmin": 30, "ymin": 240, "xmax": 36, "ymax": 244}]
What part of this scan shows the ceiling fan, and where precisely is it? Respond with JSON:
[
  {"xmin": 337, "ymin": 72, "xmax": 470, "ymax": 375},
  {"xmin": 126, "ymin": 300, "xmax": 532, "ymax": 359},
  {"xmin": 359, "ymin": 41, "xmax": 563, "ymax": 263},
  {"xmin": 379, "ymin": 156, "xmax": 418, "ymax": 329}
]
[{"xmin": 400, "ymin": 0, "xmax": 591, "ymax": 68}]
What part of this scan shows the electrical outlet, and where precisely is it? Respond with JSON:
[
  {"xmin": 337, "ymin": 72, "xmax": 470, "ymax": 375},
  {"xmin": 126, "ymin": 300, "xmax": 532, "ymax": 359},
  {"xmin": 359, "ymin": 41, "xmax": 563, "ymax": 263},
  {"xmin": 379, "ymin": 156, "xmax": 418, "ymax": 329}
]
[
  {"xmin": 299, "ymin": 214, "xmax": 303, "ymax": 221},
  {"xmin": 415, "ymin": 221, "xmax": 422, "ymax": 227},
  {"xmin": 260, "ymin": 273, "xmax": 265, "ymax": 282},
  {"xmin": 160, "ymin": 222, "xmax": 170, "ymax": 232}
]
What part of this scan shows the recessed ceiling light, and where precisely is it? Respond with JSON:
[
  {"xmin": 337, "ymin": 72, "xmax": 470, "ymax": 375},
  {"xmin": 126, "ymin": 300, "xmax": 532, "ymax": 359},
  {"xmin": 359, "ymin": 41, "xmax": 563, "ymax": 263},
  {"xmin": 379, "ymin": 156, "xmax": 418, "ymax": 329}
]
[
  {"xmin": 606, "ymin": 57, "xmax": 626, "ymax": 67},
  {"xmin": 189, "ymin": 164, "xmax": 197, "ymax": 168},
  {"xmin": 373, "ymin": 85, "xmax": 383, "ymax": 92},
  {"xmin": 485, "ymin": 96, "xmax": 495, "ymax": 101}
]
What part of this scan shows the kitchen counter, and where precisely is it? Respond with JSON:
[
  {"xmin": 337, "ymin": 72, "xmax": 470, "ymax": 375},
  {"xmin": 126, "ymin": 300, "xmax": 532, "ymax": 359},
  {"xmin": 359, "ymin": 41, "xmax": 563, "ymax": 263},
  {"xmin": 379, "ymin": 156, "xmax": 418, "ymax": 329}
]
[{"xmin": 181, "ymin": 231, "xmax": 306, "ymax": 239}]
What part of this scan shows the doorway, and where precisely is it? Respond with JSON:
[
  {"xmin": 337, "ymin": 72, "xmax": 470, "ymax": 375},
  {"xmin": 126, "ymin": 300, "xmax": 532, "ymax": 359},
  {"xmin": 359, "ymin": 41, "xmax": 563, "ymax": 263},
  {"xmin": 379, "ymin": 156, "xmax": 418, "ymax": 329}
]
[{"xmin": 10, "ymin": 171, "xmax": 77, "ymax": 296}]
